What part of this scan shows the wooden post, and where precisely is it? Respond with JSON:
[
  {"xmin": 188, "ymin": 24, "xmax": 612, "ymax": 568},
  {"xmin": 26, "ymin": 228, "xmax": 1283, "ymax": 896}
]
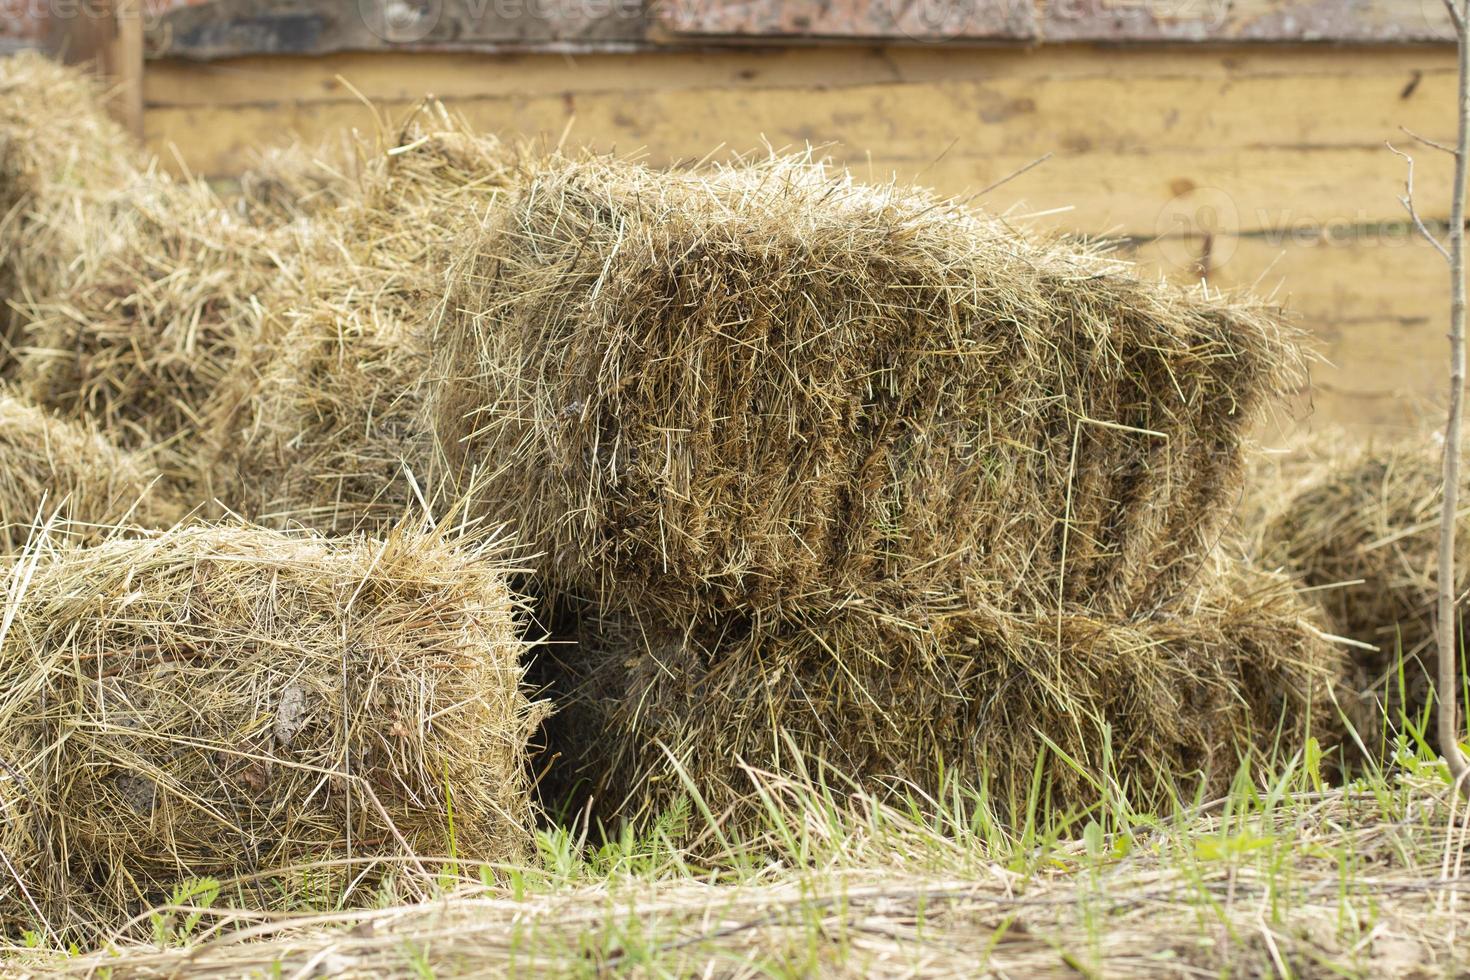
[{"xmin": 43, "ymin": 0, "xmax": 145, "ymax": 140}]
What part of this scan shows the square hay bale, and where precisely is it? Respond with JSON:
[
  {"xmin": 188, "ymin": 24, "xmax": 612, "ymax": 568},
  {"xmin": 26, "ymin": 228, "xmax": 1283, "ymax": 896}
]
[
  {"xmin": 1257, "ymin": 434, "xmax": 1467, "ymax": 741},
  {"xmin": 540, "ymin": 561, "xmax": 1341, "ymax": 831},
  {"xmin": 0, "ymin": 524, "xmax": 543, "ymax": 941},
  {"xmin": 0, "ymin": 390, "xmax": 181, "ymax": 553},
  {"xmin": 204, "ymin": 106, "xmax": 516, "ymax": 533},
  {"xmin": 429, "ymin": 154, "xmax": 1307, "ymax": 628}
]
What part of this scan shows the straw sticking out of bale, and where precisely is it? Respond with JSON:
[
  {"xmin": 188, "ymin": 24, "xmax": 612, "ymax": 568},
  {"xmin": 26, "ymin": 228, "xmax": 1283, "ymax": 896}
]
[
  {"xmin": 0, "ymin": 524, "xmax": 544, "ymax": 942},
  {"xmin": 1257, "ymin": 435, "xmax": 1467, "ymax": 738},
  {"xmin": 206, "ymin": 103, "xmax": 516, "ymax": 532},
  {"xmin": 16, "ymin": 177, "xmax": 292, "ymax": 480},
  {"xmin": 429, "ymin": 153, "xmax": 1307, "ymax": 629},
  {"xmin": 0, "ymin": 52, "xmax": 144, "ymax": 371},
  {"xmin": 540, "ymin": 560, "xmax": 1341, "ymax": 831},
  {"xmin": 0, "ymin": 390, "xmax": 182, "ymax": 553}
]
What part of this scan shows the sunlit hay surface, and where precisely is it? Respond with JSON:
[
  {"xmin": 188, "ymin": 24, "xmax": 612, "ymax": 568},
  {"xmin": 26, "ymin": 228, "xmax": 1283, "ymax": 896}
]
[
  {"xmin": 429, "ymin": 153, "xmax": 1307, "ymax": 629},
  {"xmin": 0, "ymin": 52, "xmax": 143, "ymax": 371},
  {"xmin": 0, "ymin": 390, "xmax": 182, "ymax": 553},
  {"xmin": 0, "ymin": 523, "xmax": 544, "ymax": 942},
  {"xmin": 1257, "ymin": 432, "xmax": 1467, "ymax": 741},
  {"xmin": 540, "ymin": 558, "xmax": 1341, "ymax": 832},
  {"xmin": 207, "ymin": 104, "xmax": 517, "ymax": 534}
]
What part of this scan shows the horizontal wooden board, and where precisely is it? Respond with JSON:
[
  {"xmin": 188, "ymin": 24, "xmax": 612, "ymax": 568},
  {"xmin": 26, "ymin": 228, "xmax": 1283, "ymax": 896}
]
[
  {"xmin": 142, "ymin": 45, "xmax": 1458, "ymax": 107},
  {"xmin": 652, "ymin": 0, "xmax": 1037, "ymax": 41},
  {"xmin": 8, "ymin": 0, "xmax": 1457, "ymax": 51},
  {"xmin": 1042, "ymin": 0, "xmax": 1455, "ymax": 43},
  {"xmin": 142, "ymin": 74, "xmax": 1461, "ymax": 234}
]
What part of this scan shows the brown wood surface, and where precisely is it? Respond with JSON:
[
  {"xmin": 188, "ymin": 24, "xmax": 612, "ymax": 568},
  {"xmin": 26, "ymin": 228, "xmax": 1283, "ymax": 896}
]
[
  {"xmin": 2, "ymin": 0, "xmax": 1460, "ymax": 54},
  {"xmin": 651, "ymin": 0, "xmax": 1038, "ymax": 41},
  {"xmin": 43, "ymin": 0, "xmax": 146, "ymax": 137}
]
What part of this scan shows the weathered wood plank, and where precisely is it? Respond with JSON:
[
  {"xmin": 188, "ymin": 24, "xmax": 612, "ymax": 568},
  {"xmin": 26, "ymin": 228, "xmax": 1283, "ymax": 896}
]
[
  {"xmin": 141, "ymin": 49, "xmax": 1460, "ymax": 234},
  {"xmin": 652, "ymin": 0, "xmax": 1454, "ymax": 44},
  {"xmin": 3, "ymin": 0, "xmax": 1461, "ymax": 52},
  {"xmin": 140, "ymin": 45, "xmax": 1458, "ymax": 108},
  {"xmin": 146, "ymin": 0, "xmax": 648, "ymax": 58},
  {"xmin": 1042, "ymin": 0, "xmax": 1454, "ymax": 43},
  {"xmin": 651, "ymin": 0, "xmax": 1037, "ymax": 41}
]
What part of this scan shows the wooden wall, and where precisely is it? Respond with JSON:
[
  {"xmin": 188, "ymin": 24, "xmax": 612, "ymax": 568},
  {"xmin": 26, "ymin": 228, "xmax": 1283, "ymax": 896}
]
[{"xmin": 139, "ymin": 43, "xmax": 1458, "ymax": 433}]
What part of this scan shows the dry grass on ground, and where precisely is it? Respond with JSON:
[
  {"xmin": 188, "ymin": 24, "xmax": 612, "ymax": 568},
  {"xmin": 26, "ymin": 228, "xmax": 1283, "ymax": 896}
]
[{"xmin": 12, "ymin": 762, "xmax": 1467, "ymax": 979}]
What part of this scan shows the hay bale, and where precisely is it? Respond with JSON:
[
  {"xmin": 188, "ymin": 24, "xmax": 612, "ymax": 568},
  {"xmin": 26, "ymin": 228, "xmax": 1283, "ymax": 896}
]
[
  {"xmin": 0, "ymin": 523, "xmax": 543, "ymax": 941},
  {"xmin": 0, "ymin": 52, "xmax": 143, "ymax": 371},
  {"xmin": 429, "ymin": 154, "xmax": 1306, "ymax": 627},
  {"xmin": 212, "ymin": 306, "xmax": 428, "ymax": 534},
  {"xmin": 541, "ymin": 558, "xmax": 1339, "ymax": 829},
  {"xmin": 1257, "ymin": 434, "xmax": 1465, "ymax": 737},
  {"xmin": 207, "ymin": 105, "xmax": 515, "ymax": 533},
  {"xmin": 16, "ymin": 176, "xmax": 291, "ymax": 480},
  {"xmin": 0, "ymin": 390, "xmax": 181, "ymax": 552}
]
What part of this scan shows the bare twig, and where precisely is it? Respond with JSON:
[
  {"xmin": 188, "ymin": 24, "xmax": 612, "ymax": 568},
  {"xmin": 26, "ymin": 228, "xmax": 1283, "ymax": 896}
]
[
  {"xmin": 1439, "ymin": 0, "xmax": 1470, "ymax": 800},
  {"xmin": 1390, "ymin": 143, "xmax": 1452, "ymax": 263}
]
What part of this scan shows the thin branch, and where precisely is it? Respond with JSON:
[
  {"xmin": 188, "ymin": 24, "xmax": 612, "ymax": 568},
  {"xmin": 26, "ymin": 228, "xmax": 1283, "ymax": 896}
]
[
  {"xmin": 1402, "ymin": 125, "xmax": 1459, "ymax": 156},
  {"xmin": 1437, "ymin": 0, "xmax": 1470, "ymax": 802},
  {"xmin": 1388, "ymin": 142, "xmax": 1453, "ymax": 263},
  {"xmin": 1447, "ymin": 0, "xmax": 1466, "ymax": 33}
]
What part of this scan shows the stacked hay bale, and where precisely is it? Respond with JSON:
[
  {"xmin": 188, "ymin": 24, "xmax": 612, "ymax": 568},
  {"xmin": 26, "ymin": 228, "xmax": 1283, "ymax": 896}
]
[
  {"xmin": 1257, "ymin": 434, "xmax": 1465, "ymax": 741},
  {"xmin": 0, "ymin": 390, "xmax": 182, "ymax": 552},
  {"xmin": 550, "ymin": 562, "xmax": 1333, "ymax": 823},
  {"xmin": 207, "ymin": 103, "xmax": 517, "ymax": 534},
  {"xmin": 0, "ymin": 524, "xmax": 544, "ymax": 942},
  {"xmin": 428, "ymin": 154, "xmax": 1341, "ymax": 824},
  {"xmin": 0, "ymin": 52, "xmax": 142, "ymax": 372}
]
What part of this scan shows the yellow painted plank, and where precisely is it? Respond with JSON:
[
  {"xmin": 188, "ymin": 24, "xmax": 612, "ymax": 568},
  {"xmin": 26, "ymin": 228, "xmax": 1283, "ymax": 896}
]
[
  {"xmin": 142, "ymin": 46, "xmax": 1459, "ymax": 108},
  {"xmin": 143, "ymin": 49, "xmax": 1460, "ymax": 234},
  {"xmin": 147, "ymin": 91, "xmax": 1456, "ymax": 234}
]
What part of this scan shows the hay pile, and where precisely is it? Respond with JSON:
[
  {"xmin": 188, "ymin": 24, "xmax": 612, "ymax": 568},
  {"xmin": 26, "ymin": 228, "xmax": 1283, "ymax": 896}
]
[
  {"xmin": 429, "ymin": 153, "xmax": 1338, "ymax": 821},
  {"xmin": 207, "ymin": 104, "xmax": 516, "ymax": 534},
  {"xmin": 16, "ymin": 176, "xmax": 291, "ymax": 482},
  {"xmin": 1257, "ymin": 434, "xmax": 1466, "ymax": 737},
  {"xmin": 0, "ymin": 524, "xmax": 543, "ymax": 941},
  {"xmin": 0, "ymin": 52, "xmax": 143, "ymax": 371},
  {"xmin": 0, "ymin": 390, "xmax": 182, "ymax": 552},
  {"xmin": 542, "ymin": 562, "xmax": 1336, "ymax": 826},
  {"xmin": 429, "ymin": 155, "xmax": 1307, "ymax": 626}
]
